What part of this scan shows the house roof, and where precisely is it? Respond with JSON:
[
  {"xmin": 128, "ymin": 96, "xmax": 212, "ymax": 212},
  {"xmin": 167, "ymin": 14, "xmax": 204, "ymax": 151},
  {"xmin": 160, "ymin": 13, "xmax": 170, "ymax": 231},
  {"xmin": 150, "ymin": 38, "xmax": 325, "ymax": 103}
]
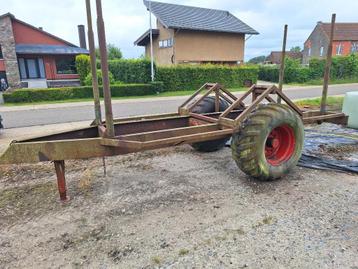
[
  {"xmin": 16, "ymin": 44, "xmax": 89, "ymax": 55},
  {"xmin": 0, "ymin": 12, "xmax": 89, "ymax": 51},
  {"xmin": 134, "ymin": 29, "xmax": 159, "ymax": 46},
  {"xmin": 267, "ymin": 51, "xmax": 302, "ymax": 64},
  {"xmin": 143, "ymin": 1, "xmax": 258, "ymax": 35},
  {"xmin": 319, "ymin": 22, "xmax": 358, "ymax": 41}
]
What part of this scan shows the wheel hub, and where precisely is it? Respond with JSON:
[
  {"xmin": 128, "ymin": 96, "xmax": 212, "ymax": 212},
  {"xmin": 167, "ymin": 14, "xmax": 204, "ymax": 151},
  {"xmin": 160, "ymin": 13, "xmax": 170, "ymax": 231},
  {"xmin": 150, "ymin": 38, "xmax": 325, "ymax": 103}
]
[{"xmin": 265, "ymin": 125, "xmax": 296, "ymax": 166}]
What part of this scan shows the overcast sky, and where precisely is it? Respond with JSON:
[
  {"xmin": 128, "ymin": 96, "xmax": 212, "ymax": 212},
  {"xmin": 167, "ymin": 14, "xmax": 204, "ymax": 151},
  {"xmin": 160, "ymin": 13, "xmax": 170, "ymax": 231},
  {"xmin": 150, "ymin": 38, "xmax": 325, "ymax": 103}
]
[{"xmin": 3, "ymin": 0, "xmax": 358, "ymax": 61}]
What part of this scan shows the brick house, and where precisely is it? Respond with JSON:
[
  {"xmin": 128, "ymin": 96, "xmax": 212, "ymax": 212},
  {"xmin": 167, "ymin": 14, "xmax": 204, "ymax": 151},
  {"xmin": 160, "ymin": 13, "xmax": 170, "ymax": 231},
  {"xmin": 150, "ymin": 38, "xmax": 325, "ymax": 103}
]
[
  {"xmin": 302, "ymin": 22, "xmax": 358, "ymax": 64},
  {"xmin": 0, "ymin": 13, "xmax": 89, "ymax": 89},
  {"xmin": 266, "ymin": 51, "xmax": 303, "ymax": 64},
  {"xmin": 134, "ymin": 1, "xmax": 258, "ymax": 65}
]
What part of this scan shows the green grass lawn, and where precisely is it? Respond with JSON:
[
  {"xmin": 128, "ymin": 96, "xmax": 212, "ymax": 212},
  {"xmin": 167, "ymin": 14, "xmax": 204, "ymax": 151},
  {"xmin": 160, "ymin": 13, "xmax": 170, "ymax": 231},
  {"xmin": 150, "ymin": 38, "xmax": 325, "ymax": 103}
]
[
  {"xmin": 295, "ymin": 96, "xmax": 344, "ymax": 109},
  {"xmin": 3, "ymin": 87, "xmax": 247, "ymax": 106},
  {"xmin": 287, "ymin": 77, "xmax": 358, "ymax": 87}
]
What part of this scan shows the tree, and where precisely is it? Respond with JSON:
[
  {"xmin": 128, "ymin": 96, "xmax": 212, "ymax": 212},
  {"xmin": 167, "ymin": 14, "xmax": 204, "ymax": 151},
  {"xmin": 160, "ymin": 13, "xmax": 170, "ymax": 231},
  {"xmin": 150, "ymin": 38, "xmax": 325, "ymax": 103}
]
[
  {"xmin": 248, "ymin": 55, "xmax": 266, "ymax": 64},
  {"xmin": 95, "ymin": 44, "xmax": 123, "ymax": 60},
  {"xmin": 290, "ymin": 46, "xmax": 301, "ymax": 52},
  {"xmin": 107, "ymin": 44, "xmax": 122, "ymax": 60}
]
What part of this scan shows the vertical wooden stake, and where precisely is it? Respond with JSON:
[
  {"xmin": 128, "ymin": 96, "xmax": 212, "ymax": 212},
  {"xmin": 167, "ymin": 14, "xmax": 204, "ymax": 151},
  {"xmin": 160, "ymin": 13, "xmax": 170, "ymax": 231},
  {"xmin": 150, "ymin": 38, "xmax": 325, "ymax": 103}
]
[
  {"xmin": 54, "ymin": 160, "xmax": 69, "ymax": 201},
  {"xmin": 85, "ymin": 0, "xmax": 102, "ymax": 126},
  {"xmin": 96, "ymin": 0, "xmax": 115, "ymax": 137},
  {"xmin": 214, "ymin": 90, "xmax": 220, "ymax": 112},
  {"xmin": 278, "ymin": 24, "xmax": 288, "ymax": 104},
  {"xmin": 320, "ymin": 14, "xmax": 336, "ymax": 113}
]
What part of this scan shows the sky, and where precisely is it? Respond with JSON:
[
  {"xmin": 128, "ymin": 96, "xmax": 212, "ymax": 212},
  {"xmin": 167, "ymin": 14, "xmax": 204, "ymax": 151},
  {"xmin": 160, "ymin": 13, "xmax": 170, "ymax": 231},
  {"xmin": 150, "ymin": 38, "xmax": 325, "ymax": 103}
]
[{"xmin": 3, "ymin": 0, "xmax": 358, "ymax": 61}]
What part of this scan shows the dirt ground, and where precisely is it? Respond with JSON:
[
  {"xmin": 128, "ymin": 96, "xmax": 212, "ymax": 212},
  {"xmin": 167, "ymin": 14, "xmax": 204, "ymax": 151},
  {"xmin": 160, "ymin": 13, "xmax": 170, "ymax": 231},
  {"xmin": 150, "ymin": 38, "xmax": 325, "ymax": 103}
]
[{"xmin": 0, "ymin": 142, "xmax": 357, "ymax": 268}]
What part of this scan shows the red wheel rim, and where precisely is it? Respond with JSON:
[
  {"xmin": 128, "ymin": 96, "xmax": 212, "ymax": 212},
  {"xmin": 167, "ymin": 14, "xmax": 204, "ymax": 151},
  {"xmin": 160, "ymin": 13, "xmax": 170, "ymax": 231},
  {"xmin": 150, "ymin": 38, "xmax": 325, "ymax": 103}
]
[{"xmin": 265, "ymin": 124, "xmax": 295, "ymax": 166}]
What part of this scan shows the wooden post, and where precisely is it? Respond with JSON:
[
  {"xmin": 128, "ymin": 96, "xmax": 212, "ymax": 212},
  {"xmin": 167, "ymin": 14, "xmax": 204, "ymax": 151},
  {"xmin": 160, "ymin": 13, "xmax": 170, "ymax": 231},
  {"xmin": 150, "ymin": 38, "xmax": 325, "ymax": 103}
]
[
  {"xmin": 277, "ymin": 24, "xmax": 288, "ymax": 104},
  {"xmin": 54, "ymin": 160, "xmax": 68, "ymax": 201},
  {"xmin": 320, "ymin": 14, "xmax": 336, "ymax": 113},
  {"xmin": 85, "ymin": 0, "xmax": 102, "ymax": 126},
  {"xmin": 96, "ymin": 0, "xmax": 115, "ymax": 137}
]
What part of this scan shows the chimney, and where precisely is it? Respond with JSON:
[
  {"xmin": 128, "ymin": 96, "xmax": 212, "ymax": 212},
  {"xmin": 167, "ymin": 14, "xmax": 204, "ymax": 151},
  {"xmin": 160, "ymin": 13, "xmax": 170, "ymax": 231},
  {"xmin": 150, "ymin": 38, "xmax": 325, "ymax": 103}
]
[
  {"xmin": 78, "ymin": 25, "xmax": 87, "ymax": 49},
  {"xmin": 39, "ymin": 27, "xmax": 43, "ymax": 30}
]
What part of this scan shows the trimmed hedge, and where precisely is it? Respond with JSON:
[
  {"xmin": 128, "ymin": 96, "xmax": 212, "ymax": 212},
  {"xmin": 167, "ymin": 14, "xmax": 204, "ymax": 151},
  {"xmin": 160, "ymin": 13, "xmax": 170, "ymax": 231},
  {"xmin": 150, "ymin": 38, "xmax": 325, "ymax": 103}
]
[
  {"xmin": 259, "ymin": 53, "xmax": 358, "ymax": 83},
  {"xmin": 106, "ymin": 59, "xmax": 153, "ymax": 83},
  {"xmin": 3, "ymin": 83, "xmax": 162, "ymax": 103},
  {"xmin": 156, "ymin": 65, "xmax": 258, "ymax": 91}
]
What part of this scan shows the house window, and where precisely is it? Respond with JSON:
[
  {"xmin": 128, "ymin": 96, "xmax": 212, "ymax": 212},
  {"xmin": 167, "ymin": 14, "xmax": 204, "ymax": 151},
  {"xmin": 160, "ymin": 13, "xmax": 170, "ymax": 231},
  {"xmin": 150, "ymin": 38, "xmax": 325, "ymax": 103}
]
[
  {"xmin": 18, "ymin": 57, "xmax": 45, "ymax": 79},
  {"xmin": 336, "ymin": 43, "xmax": 343, "ymax": 55},
  {"xmin": 158, "ymin": 38, "xmax": 173, "ymax": 48},
  {"xmin": 56, "ymin": 57, "xmax": 77, "ymax": 74},
  {"xmin": 308, "ymin": 47, "xmax": 311, "ymax": 56},
  {"xmin": 351, "ymin": 42, "xmax": 358, "ymax": 53},
  {"xmin": 0, "ymin": 45, "xmax": 3, "ymax": 59},
  {"xmin": 320, "ymin": 46, "xmax": 324, "ymax": 56}
]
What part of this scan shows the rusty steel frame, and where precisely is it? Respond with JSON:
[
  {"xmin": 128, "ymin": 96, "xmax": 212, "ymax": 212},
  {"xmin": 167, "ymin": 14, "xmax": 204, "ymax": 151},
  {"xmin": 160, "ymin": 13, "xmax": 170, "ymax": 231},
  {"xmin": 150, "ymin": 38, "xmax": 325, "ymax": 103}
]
[
  {"xmin": 0, "ymin": 83, "xmax": 348, "ymax": 200},
  {"xmin": 0, "ymin": 6, "xmax": 348, "ymax": 201}
]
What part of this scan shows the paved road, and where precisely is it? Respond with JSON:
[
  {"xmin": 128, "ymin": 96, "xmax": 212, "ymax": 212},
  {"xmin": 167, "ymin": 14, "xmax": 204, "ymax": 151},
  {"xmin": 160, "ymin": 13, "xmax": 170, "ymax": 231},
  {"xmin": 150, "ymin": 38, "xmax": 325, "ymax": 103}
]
[{"xmin": 1, "ymin": 83, "xmax": 358, "ymax": 128}]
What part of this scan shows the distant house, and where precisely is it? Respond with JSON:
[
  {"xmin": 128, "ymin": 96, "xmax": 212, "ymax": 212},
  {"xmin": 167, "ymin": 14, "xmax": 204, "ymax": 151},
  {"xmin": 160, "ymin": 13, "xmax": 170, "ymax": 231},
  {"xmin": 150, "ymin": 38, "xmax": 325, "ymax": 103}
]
[
  {"xmin": 134, "ymin": 1, "xmax": 258, "ymax": 65},
  {"xmin": 0, "ymin": 13, "xmax": 89, "ymax": 89},
  {"xmin": 266, "ymin": 51, "xmax": 303, "ymax": 64},
  {"xmin": 302, "ymin": 22, "xmax": 358, "ymax": 64}
]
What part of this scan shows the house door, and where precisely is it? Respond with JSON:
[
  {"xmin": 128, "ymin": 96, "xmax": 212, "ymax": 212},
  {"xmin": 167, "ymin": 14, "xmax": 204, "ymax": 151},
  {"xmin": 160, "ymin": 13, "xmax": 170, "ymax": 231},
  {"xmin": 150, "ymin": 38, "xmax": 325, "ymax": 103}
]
[{"xmin": 18, "ymin": 58, "xmax": 46, "ymax": 79}]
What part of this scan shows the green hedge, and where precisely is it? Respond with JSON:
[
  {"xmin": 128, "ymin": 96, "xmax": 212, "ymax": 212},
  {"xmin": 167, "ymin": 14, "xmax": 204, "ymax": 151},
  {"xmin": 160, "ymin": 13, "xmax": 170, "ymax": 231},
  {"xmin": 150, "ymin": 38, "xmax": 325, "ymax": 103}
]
[
  {"xmin": 3, "ymin": 83, "xmax": 162, "ymax": 103},
  {"xmin": 259, "ymin": 53, "xmax": 358, "ymax": 83},
  {"xmin": 105, "ymin": 59, "xmax": 153, "ymax": 83},
  {"xmin": 156, "ymin": 65, "xmax": 258, "ymax": 91},
  {"xmin": 309, "ymin": 54, "xmax": 358, "ymax": 79},
  {"xmin": 75, "ymin": 54, "xmax": 91, "ymax": 85}
]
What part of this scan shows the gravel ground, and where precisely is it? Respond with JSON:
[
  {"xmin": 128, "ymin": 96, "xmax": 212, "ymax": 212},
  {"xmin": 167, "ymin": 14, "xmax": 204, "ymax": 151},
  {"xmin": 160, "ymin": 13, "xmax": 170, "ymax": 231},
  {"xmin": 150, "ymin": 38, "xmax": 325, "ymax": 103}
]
[{"xmin": 0, "ymin": 144, "xmax": 357, "ymax": 269}]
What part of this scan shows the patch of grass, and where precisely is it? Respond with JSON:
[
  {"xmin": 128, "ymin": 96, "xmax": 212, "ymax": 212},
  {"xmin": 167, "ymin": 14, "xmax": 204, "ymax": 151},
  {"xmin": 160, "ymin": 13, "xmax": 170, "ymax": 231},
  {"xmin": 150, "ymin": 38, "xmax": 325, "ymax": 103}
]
[
  {"xmin": 262, "ymin": 215, "xmax": 275, "ymax": 225},
  {"xmin": 178, "ymin": 248, "xmax": 189, "ymax": 256},
  {"xmin": 288, "ymin": 77, "xmax": 358, "ymax": 86},
  {"xmin": 151, "ymin": 256, "xmax": 161, "ymax": 265},
  {"xmin": 295, "ymin": 96, "xmax": 344, "ymax": 109},
  {"xmin": 3, "ymin": 87, "xmax": 246, "ymax": 106}
]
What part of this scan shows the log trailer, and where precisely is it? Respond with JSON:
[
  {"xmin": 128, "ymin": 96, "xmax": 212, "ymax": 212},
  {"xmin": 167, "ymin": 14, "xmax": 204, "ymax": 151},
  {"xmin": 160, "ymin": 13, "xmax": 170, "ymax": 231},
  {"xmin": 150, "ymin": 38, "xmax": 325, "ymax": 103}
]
[{"xmin": 0, "ymin": 4, "xmax": 346, "ymax": 201}]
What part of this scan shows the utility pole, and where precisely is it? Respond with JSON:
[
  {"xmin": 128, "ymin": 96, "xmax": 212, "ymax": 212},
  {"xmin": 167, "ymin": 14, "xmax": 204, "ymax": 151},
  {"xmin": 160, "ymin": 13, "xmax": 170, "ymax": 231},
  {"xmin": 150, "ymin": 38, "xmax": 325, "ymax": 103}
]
[
  {"xmin": 320, "ymin": 14, "xmax": 336, "ymax": 113},
  {"xmin": 149, "ymin": 0, "xmax": 155, "ymax": 81}
]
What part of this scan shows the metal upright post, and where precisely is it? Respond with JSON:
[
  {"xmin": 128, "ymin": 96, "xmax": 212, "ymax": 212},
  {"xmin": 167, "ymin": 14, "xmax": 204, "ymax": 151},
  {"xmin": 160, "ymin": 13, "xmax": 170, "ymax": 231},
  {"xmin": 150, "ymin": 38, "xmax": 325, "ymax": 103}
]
[
  {"xmin": 54, "ymin": 160, "xmax": 68, "ymax": 201},
  {"xmin": 277, "ymin": 24, "xmax": 288, "ymax": 104},
  {"xmin": 95, "ymin": 0, "xmax": 115, "ymax": 137},
  {"xmin": 149, "ymin": 0, "xmax": 155, "ymax": 81},
  {"xmin": 320, "ymin": 14, "xmax": 336, "ymax": 113},
  {"xmin": 85, "ymin": 0, "xmax": 102, "ymax": 126}
]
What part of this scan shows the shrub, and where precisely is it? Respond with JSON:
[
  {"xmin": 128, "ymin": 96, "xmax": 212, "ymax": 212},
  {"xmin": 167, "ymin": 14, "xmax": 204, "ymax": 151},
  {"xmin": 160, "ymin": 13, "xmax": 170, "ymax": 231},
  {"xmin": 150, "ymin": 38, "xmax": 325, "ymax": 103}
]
[
  {"xmin": 84, "ymin": 69, "xmax": 115, "ymax": 86},
  {"xmin": 309, "ymin": 53, "xmax": 358, "ymax": 80},
  {"xmin": 75, "ymin": 54, "xmax": 91, "ymax": 85},
  {"xmin": 156, "ymin": 64, "xmax": 258, "ymax": 91},
  {"xmin": 104, "ymin": 59, "xmax": 153, "ymax": 83},
  {"xmin": 3, "ymin": 84, "xmax": 160, "ymax": 103},
  {"xmin": 259, "ymin": 57, "xmax": 313, "ymax": 83}
]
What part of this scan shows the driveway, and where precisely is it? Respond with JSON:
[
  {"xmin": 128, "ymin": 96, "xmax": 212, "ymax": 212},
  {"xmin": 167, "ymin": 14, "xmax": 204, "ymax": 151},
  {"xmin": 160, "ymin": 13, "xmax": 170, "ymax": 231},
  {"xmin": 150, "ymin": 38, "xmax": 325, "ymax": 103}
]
[{"xmin": 1, "ymin": 83, "xmax": 358, "ymax": 128}]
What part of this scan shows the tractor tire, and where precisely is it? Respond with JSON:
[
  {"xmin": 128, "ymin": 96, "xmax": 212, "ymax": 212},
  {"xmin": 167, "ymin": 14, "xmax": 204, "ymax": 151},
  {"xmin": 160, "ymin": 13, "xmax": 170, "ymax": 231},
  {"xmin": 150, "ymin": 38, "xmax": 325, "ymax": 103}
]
[
  {"xmin": 231, "ymin": 104, "xmax": 304, "ymax": 180},
  {"xmin": 191, "ymin": 96, "xmax": 230, "ymax": 152}
]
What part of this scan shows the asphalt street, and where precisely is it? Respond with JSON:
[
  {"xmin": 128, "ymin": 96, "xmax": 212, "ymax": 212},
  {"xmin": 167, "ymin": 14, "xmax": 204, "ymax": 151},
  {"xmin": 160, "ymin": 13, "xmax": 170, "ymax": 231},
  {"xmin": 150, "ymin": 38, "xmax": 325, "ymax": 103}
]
[{"xmin": 1, "ymin": 83, "xmax": 357, "ymax": 128}]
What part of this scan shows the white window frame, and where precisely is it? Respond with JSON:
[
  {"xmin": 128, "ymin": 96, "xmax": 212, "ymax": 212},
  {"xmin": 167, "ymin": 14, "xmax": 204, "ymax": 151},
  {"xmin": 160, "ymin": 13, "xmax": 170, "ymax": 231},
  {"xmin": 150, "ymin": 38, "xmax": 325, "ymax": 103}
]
[
  {"xmin": 336, "ymin": 43, "xmax": 343, "ymax": 55},
  {"xmin": 308, "ymin": 47, "xmax": 311, "ymax": 56},
  {"xmin": 351, "ymin": 42, "xmax": 358, "ymax": 53},
  {"xmin": 320, "ymin": 46, "xmax": 324, "ymax": 56}
]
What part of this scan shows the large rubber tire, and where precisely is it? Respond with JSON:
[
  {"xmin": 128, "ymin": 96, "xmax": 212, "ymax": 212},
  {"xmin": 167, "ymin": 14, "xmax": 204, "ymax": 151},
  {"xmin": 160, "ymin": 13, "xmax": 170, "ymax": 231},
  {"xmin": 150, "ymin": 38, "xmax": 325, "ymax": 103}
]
[
  {"xmin": 191, "ymin": 96, "xmax": 230, "ymax": 152},
  {"xmin": 231, "ymin": 104, "xmax": 304, "ymax": 180}
]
